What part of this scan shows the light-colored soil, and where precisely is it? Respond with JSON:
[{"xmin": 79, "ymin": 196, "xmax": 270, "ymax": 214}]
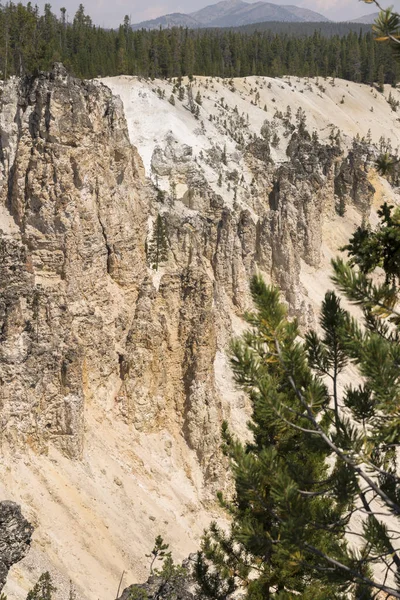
[{"xmin": 3, "ymin": 75, "xmax": 400, "ymax": 600}]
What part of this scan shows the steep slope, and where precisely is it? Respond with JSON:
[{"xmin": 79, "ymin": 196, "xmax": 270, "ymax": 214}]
[
  {"xmin": 131, "ymin": 0, "xmax": 329, "ymax": 29},
  {"xmin": 1, "ymin": 69, "xmax": 399, "ymax": 600}
]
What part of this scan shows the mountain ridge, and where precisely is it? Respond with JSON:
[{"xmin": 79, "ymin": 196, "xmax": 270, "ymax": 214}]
[
  {"xmin": 131, "ymin": 0, "xmax": 330, "ymax": 30},
  {"xmin": 349, "ymin": 11, "xmax": 379, "ymax": 23}
]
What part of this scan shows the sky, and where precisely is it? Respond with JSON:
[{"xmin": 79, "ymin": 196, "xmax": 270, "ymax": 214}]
[{"xmin": 21, "ymin": 0, "xmax": 400, "ymax": 28}]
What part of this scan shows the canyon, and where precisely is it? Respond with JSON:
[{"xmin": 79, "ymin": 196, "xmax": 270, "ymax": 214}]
[{"xmin": 0, "ymin": 65, "xmax": 399, "ymax": 599}]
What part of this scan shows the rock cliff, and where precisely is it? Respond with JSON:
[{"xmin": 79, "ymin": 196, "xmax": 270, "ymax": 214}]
[
  {"xmin": 0, "ymin": 502, "xmax": 33, "ymax": 592},
  {"xmin": 0, "ymin": 64, "xmax": 147, "ymax": 459},
  {"xmin": 0, "ymin": 69, "xmax": 399, "ymax": 599}
]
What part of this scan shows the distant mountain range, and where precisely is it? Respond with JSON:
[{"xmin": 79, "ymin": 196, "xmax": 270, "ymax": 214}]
[
  {"xmin": 349, "ymin": 12, "xmax": 379, "ymax": 24},
  {"xmin": 131, "ymin": 0, "xmax": 330, "ymax": 30}
]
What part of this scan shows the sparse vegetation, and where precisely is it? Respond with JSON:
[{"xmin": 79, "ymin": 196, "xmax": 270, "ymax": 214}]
[
  {"xmin": 26, "ymin": 572, "xmax": 56, "ymax": 600},
  {"xmin": 147, "ymin": 214, "xmax": 169, "ymax": 271}
]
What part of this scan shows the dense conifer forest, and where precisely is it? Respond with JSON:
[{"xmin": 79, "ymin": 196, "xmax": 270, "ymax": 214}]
[
  {"xmin": 0, "ymin": 2, "xmax": 398, "ymax": 84},
  {"xmin": 231, "ymin": 21, "xmax": 372, "ymax": 36}
]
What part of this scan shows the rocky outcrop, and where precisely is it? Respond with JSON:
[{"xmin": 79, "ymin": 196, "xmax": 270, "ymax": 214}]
[
  {"xmin": 0, "ymin": 64, "xmax": 147, "ymax": 459},
  {"xmin": 256, "ymin": 134, "xmax": 343, "ymax": 315},
  {"xmin": 334, "ymin": 141, "xmax": 376, "ymax": 215},
  {"xmin": 0, "ymin": 71, "xmax": 389, "ymax": 598},
  {"xmin": 0, "ymin": 66, "xmax": 378, "ymax": 472},
  {"xmin": 118, "ymin": 556, "xmax": 197, "ymax": 600},
  {"xmin": 0, "ymin": 502, "xmax": 33, "ymax": 592},
  {"xmin": 119, "ymin": 574, "xmax": 196, "ymax": 600}
]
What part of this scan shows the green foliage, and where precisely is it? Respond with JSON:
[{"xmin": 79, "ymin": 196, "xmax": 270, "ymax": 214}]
[
  {"xmin": 198, "ymin": 206, "xmax": 400, "ymax": 599},
  {"xmin": 157, "ymin": 554, "xmax": 188, "ymax": 587},
  {"xmin": 26, "ymin": 572, "xmax": 56, "ymax": 600},
  {"xmin": 0, "ymin": 2, "xmax": 397, "ymax": 84},
  {"xmin": 362, "ymin": 1, "xmax": 400, "ymax": 61},
  {"xmin": 375, "ymin": 151, "xmax": 398, "ymax": 176},
  {"xmin": 360, "ymin": 2, "xmax": 400, "ymax": 172},
  {"xmin": 195, "ymin": 549, "xmax": 235, "ymax": 600},
  {"xmin": 342, "ymin": 202, "xmax": 400, "ymax": 285},
  {"xmin": 271, "ymin": 132, "xmax": 280, "ymax": 148},
  {"xmin": 146, "ymin": 535, "xmax": 171, "ymax": 575},
  {"xmin": 128, "ymin": 588, "xmax": 148, "ymax": 600},
  {"xmin": 139, "ymin": 536, "xmax": 188, "ymax": 600},
  {"xmin": 147, "ymin": 214, "xmax": 169, "ymax": 271}
]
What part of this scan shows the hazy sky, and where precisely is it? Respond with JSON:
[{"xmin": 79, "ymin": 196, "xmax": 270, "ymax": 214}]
[{"xmin": 23, "ymin": 0, "xmax": 400, "ymax": 28}]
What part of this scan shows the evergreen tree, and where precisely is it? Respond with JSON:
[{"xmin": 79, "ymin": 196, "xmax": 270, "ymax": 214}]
[
  {"xmin": 378, "ymin": 63, "xmax": 385, "ymax": 91},
  {"xmin": 146, "ymin": 535, "xmax": 171, "ymax": 575},
  {"xmin": 343, "ymin": 202, "xmax": 400, "ymax": 284},
  {"xmin": 26, "ymin": 572, "xmax": 56, "ymax": 600},
  {"xmin": 0, "ymin": 2, "xmax": 395, "ymax": 84},
  {"xmin": 197, "ymin": 205, "xmax": 400, "ymax": 599},
  {"xmin": 147, "ymin": 214, "xmax": 168, "ymax": 271},
  {"xmin": 361, "ymin": 1, "xmax": 400, "ymax": 175}
]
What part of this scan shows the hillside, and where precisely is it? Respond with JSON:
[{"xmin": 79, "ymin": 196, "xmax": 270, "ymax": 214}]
[
  {"xmin": 131, "ymin": 0, "xmax": 329, "ymax": 30},
  {"xmin": 0, "ymin": 69, "xmax": 398, "ymax": 599},
  {"xmin": 230, "ymin": 20, "xmax": 372, "ymax": 36},
  {"xmin": 350, "ymin": 11, "xmax": 379, "ymax": 24}
]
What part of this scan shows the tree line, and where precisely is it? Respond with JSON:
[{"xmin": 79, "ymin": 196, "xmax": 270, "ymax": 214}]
[{"xmin": 0, "ymin": 2, "xmax": 398, "ymax": 84}]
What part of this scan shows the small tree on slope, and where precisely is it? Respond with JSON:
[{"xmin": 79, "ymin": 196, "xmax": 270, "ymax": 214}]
[
  {"xmin": 147, "ymin": 214, "xmax": 169, "ymax": 271},
  {"xmin": 26, "ymin": 573, "xmax": 56, "ymax": 600},
  {"xmin": 196, "ymin": 205, "xmax": 400, "ymax": 599}
]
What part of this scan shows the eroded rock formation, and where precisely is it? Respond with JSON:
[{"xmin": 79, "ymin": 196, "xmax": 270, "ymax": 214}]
[
  {"xmin": 0, "ymin": 69, "xmax": 391, "ymax": 598},
  {"xmin": 0, "ymin": 66, "xmax": 379, "ymax": 478},
  {"xmin": 0, "ymin": 64, "xmax": 147, "ymax": 459},
  {"xmin": 0, "ymin": 502, "xmax": 33, "ymax": 592}
]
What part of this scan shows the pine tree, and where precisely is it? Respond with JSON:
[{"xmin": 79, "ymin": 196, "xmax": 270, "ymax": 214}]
[
  {"xmin": 26, "ymin": 572, "xmax": 56, "ymax": 600},
  {"xmin": 0, "ymin": 4, "xmax": 397, "ymax": 84},
  {"xmin": 221, "ymin": 145, "xmax": 227, "ymax": 166},
  {"xmin": 342, "ymin": 201, "xmax": 400, "ymax": 285},
  {"xmin": 146, "ymin": 535, "xmax": 171, "ymax": 575},
  {"xmin": 197, "ymin": 205, "xmax": 400, "ymax": 599},
  {"xmin": 378, "ymin": 63, "xmax": 385, "ymax": 91},
  {"xmin": 147, "ymin": 214, "xmax": 168, "ymax": 271}
]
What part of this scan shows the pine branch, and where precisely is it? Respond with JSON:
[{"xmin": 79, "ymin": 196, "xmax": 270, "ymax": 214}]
[
  {"xmin": 358, "ymin": 489, "xmax": 400, "ymax": 570},
  {"xmin": 274, "ymin": 337, "xmax": 400, "ymax": 517},
  {"xmin": 303, "ymin": 544, "xmax": 400, "ymax": 598}
]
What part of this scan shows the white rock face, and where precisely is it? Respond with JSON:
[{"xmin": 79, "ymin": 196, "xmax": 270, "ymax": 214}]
[{"xmin": 0, "ymin": 69, "xmax": 399, "ymax": 599}]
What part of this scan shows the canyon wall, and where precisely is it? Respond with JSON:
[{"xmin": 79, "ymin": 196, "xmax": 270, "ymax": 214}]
[{"xmin": 0, "ymin": 68, "xmax": 398, "ymax": 599}]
